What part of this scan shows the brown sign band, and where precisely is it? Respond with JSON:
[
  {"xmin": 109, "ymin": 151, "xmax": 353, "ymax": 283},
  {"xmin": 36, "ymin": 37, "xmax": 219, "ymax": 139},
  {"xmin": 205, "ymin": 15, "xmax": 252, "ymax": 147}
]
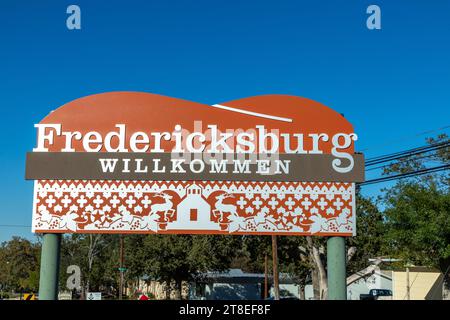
[{"xmin": 25, "ymin": 152, "xmax": 365, "ymax": 182}]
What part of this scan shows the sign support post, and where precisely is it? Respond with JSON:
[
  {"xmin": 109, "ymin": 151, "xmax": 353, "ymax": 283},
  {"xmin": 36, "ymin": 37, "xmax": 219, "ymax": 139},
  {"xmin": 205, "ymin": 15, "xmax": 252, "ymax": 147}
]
[
  {"xmin": 327, "ymin": 236, "xmax": 346, "ymax": 300},
  {"xmin": 38, "ymin": 233, "xmax": 61, "ymax": 300}
]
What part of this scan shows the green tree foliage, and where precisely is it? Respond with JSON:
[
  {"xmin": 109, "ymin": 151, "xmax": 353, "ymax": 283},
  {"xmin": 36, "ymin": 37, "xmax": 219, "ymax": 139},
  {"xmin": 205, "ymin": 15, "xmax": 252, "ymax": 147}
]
[
  {"xmin": 347, "ymin": 193, "xmax": 386, "ymax": 274},
  {"xmin": 239, "ymin": 236, "xmax": 272, "ymax": 273},
  {"xmin": 60, "ymin": 234, "xmax": 120, "ymax": 297},
  {"xmin": 277, "ymin": 237, "xmax": 311, "ymax": 288},
  {"xmin": 0, "ymin": 237, "xmax": 40, "ymax": 292},
  {"xmin": 125, "ymin": 234, "xmax": 240, "ymax": 299},
  {"xmin": 383, "ymin": 182, "xmax": 449, "ymax": 272},
  {"xmin": 240, "ymin": 235, "xmax": 310, "ymax": 291},
  {"xmin": 381, "ymin": 134, "xmax": 449, "ymax": 272}
]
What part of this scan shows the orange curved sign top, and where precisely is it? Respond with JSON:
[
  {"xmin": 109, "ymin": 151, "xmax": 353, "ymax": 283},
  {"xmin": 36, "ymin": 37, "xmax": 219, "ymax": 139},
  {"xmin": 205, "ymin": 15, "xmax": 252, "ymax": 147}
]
[{"xmin": 36, "ymin": 92, "xmax": 355, "ymax": 154}]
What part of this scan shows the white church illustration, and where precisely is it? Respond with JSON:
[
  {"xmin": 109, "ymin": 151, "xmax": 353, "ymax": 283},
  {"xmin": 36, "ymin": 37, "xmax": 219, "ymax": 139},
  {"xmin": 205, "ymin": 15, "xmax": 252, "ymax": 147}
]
[{"xmin": 168, "ymin": 184, "xmax": 220, "ymax": 230}]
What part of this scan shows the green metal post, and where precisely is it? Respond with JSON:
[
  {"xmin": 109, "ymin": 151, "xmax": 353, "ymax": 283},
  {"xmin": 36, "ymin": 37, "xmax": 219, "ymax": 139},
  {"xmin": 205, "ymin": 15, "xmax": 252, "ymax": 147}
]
[
  {"xmin": 327, "ymin": 236, "xmax": 347, "ymax": 300},
  {"xmin": 38, "ymin": 233, "xmax": 62, "ymax": 300}
]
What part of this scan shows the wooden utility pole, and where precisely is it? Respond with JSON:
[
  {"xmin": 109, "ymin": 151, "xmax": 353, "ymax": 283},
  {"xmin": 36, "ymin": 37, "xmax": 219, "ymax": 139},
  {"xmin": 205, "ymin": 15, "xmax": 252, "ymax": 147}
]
[
  {"xmin": 271, "ymin": 235, "xmax": 280, "ymax": 300},
  {"xmin": 264, "ymin": 254, "xmax": 268, "ymax": 299},
  {"xmin": 119, "ymin": 235, "xmax": 124, "ymax": 300},
  {"xmin": 406, "ymin": 266, "xmax": 410, "ymax": 300}
]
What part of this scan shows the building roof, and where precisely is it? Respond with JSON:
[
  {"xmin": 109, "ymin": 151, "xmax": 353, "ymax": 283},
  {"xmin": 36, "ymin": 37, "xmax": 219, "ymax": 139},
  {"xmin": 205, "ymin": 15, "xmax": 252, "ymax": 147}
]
[
  {"xmin": 193, "ymin": 269, "xmax": 298, "ymax": 284},
  {"xmin": 140, "ymin": 268, "xmax": 299, "ymax": 285}
]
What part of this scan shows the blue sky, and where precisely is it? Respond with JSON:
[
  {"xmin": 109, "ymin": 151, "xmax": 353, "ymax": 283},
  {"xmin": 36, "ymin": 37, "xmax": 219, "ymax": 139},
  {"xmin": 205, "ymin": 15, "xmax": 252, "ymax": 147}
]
[{"xmin": 0, "ymin": 1, "xmax": 449, "ymax": 242}]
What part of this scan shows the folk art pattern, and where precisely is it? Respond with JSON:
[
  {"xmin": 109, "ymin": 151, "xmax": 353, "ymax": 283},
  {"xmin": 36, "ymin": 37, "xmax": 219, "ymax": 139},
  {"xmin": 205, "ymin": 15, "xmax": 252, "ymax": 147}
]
[{"xmin": 32, "ymin": 180, "xmax": 355, "ymax": 236}]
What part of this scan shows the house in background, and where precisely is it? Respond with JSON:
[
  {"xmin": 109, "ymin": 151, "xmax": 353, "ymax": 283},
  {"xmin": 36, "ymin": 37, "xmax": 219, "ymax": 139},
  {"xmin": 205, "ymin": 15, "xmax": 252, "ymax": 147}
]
[
  {"xmin": 304, "ymin": 266, "xmax": 444, "ymax": 300},
  {"xmin": 132, "ymin": 266, "xmax": 445, "ymax": 300},
  {"xmin": 346, "ymin": 268, "xmax": 393, "ymax": 300},
  {"xmin": 132, "ymin": 269, "xmax": 300, "ymax": 300},
  {"xmin": 189, "ymin": 269, "xmax": 301, "ymax": 300},
  {"xmin": 392, "ymin": 267, "xmax": 444, "ymax": 300}
]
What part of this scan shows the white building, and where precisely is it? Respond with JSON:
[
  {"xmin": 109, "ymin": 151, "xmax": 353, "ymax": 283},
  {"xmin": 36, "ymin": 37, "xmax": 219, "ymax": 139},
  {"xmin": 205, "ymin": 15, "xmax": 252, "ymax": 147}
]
[{"xmin": 304, "ymin": 267, "xmax": 445, "ymax": 300}]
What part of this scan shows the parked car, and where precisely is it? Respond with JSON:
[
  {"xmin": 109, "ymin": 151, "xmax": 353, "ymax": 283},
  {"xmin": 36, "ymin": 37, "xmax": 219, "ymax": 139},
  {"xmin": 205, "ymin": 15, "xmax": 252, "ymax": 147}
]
[{"xmin": 360, "ymin": 289, "xmax": 393, "ymax": 300}]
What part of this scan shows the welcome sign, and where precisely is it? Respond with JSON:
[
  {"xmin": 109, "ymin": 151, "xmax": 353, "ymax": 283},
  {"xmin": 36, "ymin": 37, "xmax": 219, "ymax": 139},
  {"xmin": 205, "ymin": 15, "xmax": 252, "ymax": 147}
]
[{"xmin": 26, "ymin": 92, "xmax": 364, "ymax": 236}]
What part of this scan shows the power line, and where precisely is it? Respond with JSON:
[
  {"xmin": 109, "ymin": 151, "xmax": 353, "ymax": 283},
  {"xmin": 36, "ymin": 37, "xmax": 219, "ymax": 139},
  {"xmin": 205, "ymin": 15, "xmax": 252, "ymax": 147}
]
[
  {"xmin": 360, "ymin": 125, "xmax": 450, "ymax": 153},
  {"xmin": 362, "ymin": 165, "xmax": 449, "ymax": 186},
  {"xmin": 360, "ymin": 164, "xmax": 449, "ymax": 186},
  {"xmin": 365, "ymin": 143, "xmax": 450, "ymax": 167},
  {"xmin": 366, "ymin": 140, "xmax": 449, "ymax": 163},
  {"xmin": 365, "ymin": 141, "xmax": 449, "ymax": 166},
  {"xmin": 365, "ymin": 153, "xmax": 445, "ymax": 172},
  {"xmin": 361, "ymin": 140, "xmax": 449, "ymax": 186}
]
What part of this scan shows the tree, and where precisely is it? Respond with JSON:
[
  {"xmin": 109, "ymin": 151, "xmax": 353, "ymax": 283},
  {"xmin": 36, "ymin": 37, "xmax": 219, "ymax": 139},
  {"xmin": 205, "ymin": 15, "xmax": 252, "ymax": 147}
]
[
  {"xmin": 300, "ymin": 193, "xmax": 386, "ymax": 300},
  {"xmin": 383, "ymin": 182, "xmax": 449, "ymax": 271},
  {"xmin": 347, "ymin": 193, "xmax": 386, "ymax": 274},
  {"xmin": 240, "ymin": 235, "xmax": 311, "ymax": 299},
  {"xmin": 305, "ymin": 236, "xmax": 327, "ymax": 299},
  {"xmin": 380, "ymin": 134, "xmax": 449, "ymax": 297},
  {"xmin": 381, "ymin": 134, "xmax": 449, "ymax": 271},
  {"xmin": 0, "ymin": 237, "xmax": 41, "ymax": 293},
  {"xmin": 239, "ymin": 235, "xmax": 272, "ymax": 273},
  {"xmin": 278, "ymin": 236, "xmax": 311, "ymax": 300},
  {"xmin": 128, "ymin": 234, "xmax": 239, "ymax": 299},
  {"xmin": 60, "ymin": 234, "xmax": 120, "ymax": 298}
]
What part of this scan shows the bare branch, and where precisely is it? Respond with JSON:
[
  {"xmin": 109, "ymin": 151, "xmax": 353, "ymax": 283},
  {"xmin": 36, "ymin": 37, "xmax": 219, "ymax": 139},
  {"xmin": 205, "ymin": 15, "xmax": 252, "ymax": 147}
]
[{"xmin": 346, "ymin": 259, "xmax": 383, "ymax": 286}]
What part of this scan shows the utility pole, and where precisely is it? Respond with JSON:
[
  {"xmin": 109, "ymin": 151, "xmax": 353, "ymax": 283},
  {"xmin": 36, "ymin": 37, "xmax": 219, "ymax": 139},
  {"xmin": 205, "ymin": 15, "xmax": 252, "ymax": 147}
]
[
  {"xmin": 119, "ymin": 234, "xmax": 124, "ymax": 300},
  {"xmin": 271, "ymin": 235, "xmax": 280, "ymax": 300},
  {"xmin": 264, "ymin": 254, "xmax": 268, "ymax": 299},
  {"xmin": 406, "ymin": 266, "xmax": 410, "ymax": 300}
]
